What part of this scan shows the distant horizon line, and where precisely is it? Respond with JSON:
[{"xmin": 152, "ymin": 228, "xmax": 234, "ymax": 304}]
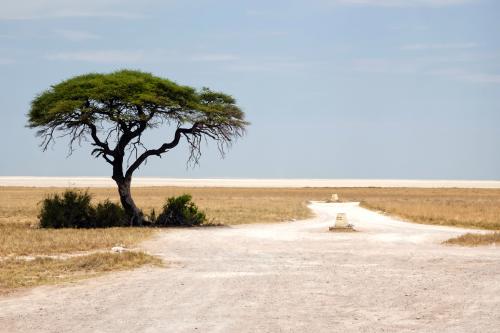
[
  {"xmin": 1, "ymin": 176, "xmax": 499, "ymax": 180},
  {"xmin": 1, "ymin": 177, "xmax": 499, "ymax": 188}
]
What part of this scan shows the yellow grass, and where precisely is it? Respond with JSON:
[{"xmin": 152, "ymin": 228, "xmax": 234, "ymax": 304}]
[
  {"xmin": 333, "ymin": 188, "xmax": 500, "ymax": 246},
  {"xmin": 4, "ymin": 187, "xmax": 500, "ymax": 231},
  {"xmin": 131, "ymin": 187, "xmax": 330, "ymax": 225},
  {"xmin": 444, "ymin": 232, "xmax": 500, "ymax": 247},
  {"xmin": 0, "ymin": 186, "xmax": 331, "ymax": 228},
  {"xmin": 0, "ymin": 224, "xmax": 155, "ymax": 257},
  {"xmin": 337, "ymin": 188, "xmax": 500, "ymax": 230},
  {"xmin": 0, "ymin": 252, "xmax": 162, "ymax": 294}
]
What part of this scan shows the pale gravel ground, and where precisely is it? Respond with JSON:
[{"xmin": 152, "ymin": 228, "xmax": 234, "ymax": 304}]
[{"xmin": 1, "ymin": 202, "xmax": 499, "ymax": 333}]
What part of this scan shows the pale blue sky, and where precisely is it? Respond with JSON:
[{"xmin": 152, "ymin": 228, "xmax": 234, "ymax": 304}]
[{"xmin": 0, "ymin": 0, "xmax": 499, "ymax": 179}]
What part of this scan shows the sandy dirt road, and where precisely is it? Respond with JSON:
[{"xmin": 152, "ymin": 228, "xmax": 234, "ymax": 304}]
[{"xmin": 1, "ymin": 202, "xmax": 499, "ymax": 333}]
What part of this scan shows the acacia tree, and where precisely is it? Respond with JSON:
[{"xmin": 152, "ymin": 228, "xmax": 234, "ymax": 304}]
[{"xmin": 28, "ymin": 70, "xmax": 248, "ymax": 226}]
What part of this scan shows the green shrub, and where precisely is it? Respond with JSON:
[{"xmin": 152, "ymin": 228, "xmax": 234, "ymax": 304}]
[
  {"xmin": 39, "ymin": 191, "xmax": 129, "ymax": 228},
  {"xmin": 155, "ymin": 194, "xmax": 206, "ymax": 227},
  {"xmin": 94, "ymin": 200, "xmax": 128, "ymax": 228},
  {"xmin": 39, "ymin": 190, "xmax": 95, "ymax": 228}
]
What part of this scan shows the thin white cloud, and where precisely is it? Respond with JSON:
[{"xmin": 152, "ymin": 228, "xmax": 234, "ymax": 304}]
[
  {"xmin": 352, "ymin": 56, "xmax": 500, "ymax": 84},
  {"xmin": 432, "ymin": 68, "xmax": 500, "ymax": 83},
  {"xmin": 45, "ymin": 50, "xmax": 239, "ymax": 64},
  {"xmin": 0, "ymin": 57, "xmax": 15, "ymax": 65},
  {"xmin": 0, "ymin": 34, "xmax": 16, "ymax": 39},
  {"xmin": 226, "ymin": 59, "xmax": 308, "ymax": 72},
  {"xmin": 0, "ymin": 0, "xmax": 148, "ymax": 20},
  {"xmin": 352, "ymin": 58, "xmax": 418, "ymax": 74},
  {"xmin": 334, "ymin": 0, "xmax": 477, "ymax": 7},
  {"xmin": 246, "ymin": 9, "xmax": 272, "ymax": 17},
  {"xmin": 401, "ymin": 43, "xmax": 478, "ymax": 50},
  {"xmin": 463, "ymin": 73, "xmax": 500, "ymax": 84},
  {"xmin": 268, "ymin": 31, "xmax": 289, "ymax": 37},
  {"xmin": 46, "ymin": 50, "xmax": 145, "ymax": 63},
  {"xmin": 55, "ymin": 30, "xmax": 101, "ymax": 42},
  {"xmin": 390, "ymin": 24, "xmax": 430, "ymax": 31},
  {"xmin": 189, "ymin": 54, "xmax": 239, "ymax": 62}
]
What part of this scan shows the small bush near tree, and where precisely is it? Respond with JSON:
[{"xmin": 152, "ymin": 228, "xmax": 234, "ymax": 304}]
[
  {"xmin": 155, "ymin": 194, "xmax": 206, "ymax": 227},
  {"xmin": 39, "ymin": 190, "xmax": 127, "ymax": 228},
  {"xmin": 39, "ymin": 191, "xmax": 206, "ymax": 228},
  {"xmin": 94, "ymin": 200, "xmax": 128, "ymax": 228},
  {"xmin": 39, "ymin": 190, "xmax": 95, "ymax": 228}
]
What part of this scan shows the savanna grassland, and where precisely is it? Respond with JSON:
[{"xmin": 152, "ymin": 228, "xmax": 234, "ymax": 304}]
[
  {"xmin": 1, "ymin": 186, "xmax": 500, "ymax": 292},
  {"xmin": 0, "ymin": 252, "xmax": 162, "ymax": 292},
  {"xmin": 345, "ymin": 187, "xmax": 500, "ymax": 246},
  {"xmin": 0, "ymin": 186, "xmax": 333, "ymax": 292},
  {"xmin": 350, "ymin": 188, "xmax": 500, "ymax": 230}
]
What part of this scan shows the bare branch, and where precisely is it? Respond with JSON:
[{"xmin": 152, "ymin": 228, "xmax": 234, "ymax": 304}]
[
  {"xmin": 125, "ymin": 124, "xmax": 198, "ymax": 178},
  {"xmin": 85, "ymin": 123, "xmax": 111, "ymax": 152}
]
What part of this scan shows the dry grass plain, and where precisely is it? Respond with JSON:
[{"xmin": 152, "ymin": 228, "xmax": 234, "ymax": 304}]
[
  {"xmin": 5, "ymin": 186, "xmax": 500, "ymax": 230},
  {"xmin": 1, "ymin": 186, "xmax": 499, "ymax": 292},
  {"xmin": 350, "ymin": 188, "xmax": 500, "ymax": 230},
  {"xmin": 444, "ymin": 232, "xmax": 500, "ymax": 246},
  {"xmin": 345, "ymin": 187, "xmax": 500, "ymax": 246},
  {"xmin": 0, "ymin": 252, "xmax": 162, "ymax": 293}
]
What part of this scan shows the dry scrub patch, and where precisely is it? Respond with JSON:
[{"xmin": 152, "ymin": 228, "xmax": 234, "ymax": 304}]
[
  {"xmin": 0, "ymin": 224, "xmax": 155, "ymax": 257},
  {"xmin": 0, "ymin": 252, "xmax": 162, "ymax": 294},
  {"xmin": 444, "ymin": 232, "xmax": 500, "ymax": 247},
  {"xmin": 341, "ymin": 188, "xmax": 500, "ymax": 230},
  {"xmin": 334, "ymin": 188, "xmax": 500, "ymax": 246}
]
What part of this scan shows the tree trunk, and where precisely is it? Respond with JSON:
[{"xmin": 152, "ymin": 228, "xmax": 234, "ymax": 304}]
[{"xmin": 115, "ymin": 177, "xmax": 143, "ymax": 226}]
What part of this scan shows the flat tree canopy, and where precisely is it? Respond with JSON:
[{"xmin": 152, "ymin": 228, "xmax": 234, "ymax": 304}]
[{"xmin": 28, "ymin": 70, "xmax": 248, "ymax": 225}]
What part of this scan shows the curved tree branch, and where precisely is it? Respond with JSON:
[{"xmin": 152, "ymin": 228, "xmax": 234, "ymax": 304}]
[
  {"xmin": 86, "ymin": 122, "xmax": 115, "ymax": 165},
  {"xmin": 87, "ymin": 123, "xmax": 112, "ymax": 154},
  {"xmin": 125, "ymin": 124, "xmax": 198, "ymax": 178}
]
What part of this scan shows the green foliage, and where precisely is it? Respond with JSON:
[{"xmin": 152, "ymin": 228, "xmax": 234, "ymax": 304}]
[
  {"xmin": 154, "ymin": 194, "xmax": 206, "ymax": 227},
  {"xmin": 39, "ymin": 190, "xmax": 95, "ymax": 229},
  {"xmin": 27, "ymin": 70, "xmax": 247, "ymax": 139},
  {"xmin": 94, "ymin": 200, "xmax": 128, "ymax": 228},
  {"xmin": 39, "ymin": 190, "xmax": 127, "ymax": 228}
]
